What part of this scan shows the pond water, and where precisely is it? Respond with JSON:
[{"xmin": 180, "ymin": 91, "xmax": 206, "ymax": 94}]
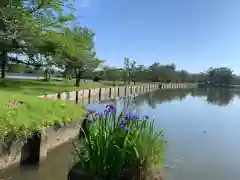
[
  {"xmin": 6, "ymin": 75, "xmax": 92, "ymax": 82},
  {"xmin": 1, "ymin": 88, "xmax": 240, "ymax": 180}
]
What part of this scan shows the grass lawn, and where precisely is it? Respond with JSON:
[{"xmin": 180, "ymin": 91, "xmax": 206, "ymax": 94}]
[
  {"xmin": 0, "ymin": 78, "xmax": 146, "ymax": 138},
  {"xmin": 0, "ymin": 90, "xmax": 87, "ymax": 138},
  {"xmin": 0, "ymin": 78, "xmax": 144, "ymax": 96}
]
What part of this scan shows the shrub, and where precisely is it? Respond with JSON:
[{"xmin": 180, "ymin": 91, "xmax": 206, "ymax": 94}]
[
  {"xmin": 0, "ymin": 90, "xmax": 86, "ymax": 144},
  {"xmin": 93, "ymin": 76, "xmax": 100, "ymax": 82},
  {"xmin": 72, "ymin": 104, "xmax": 165, "ymax": 179}
]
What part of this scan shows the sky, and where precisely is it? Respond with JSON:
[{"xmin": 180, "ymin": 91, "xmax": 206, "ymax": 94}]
[{"xmin": 75, "ymin": 0, "xmax": 240, "ymax": 74}]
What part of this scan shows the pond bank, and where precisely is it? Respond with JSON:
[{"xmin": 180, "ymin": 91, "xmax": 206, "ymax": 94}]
[
  {"xmin": 40, "ymin": 83, "xmax": 197, "ymax": 102},
  {"xmin": 0, "ymin": 83, "xmax": 197, "ymax": 171}
]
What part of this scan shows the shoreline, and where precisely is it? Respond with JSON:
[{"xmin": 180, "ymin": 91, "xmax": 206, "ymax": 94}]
[{"xmin": 0, "ymin": 83, "xmax": 196, "ymax": 170}]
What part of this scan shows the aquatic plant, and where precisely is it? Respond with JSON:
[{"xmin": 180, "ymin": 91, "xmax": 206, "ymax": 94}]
[{"xmin": 72, "ymin": 104, "xmax": 165, "ymax": 179}]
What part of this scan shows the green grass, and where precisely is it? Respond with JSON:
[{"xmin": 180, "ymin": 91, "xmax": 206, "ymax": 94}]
[
  {"xmin": 0, "ymin": 90, "xmax": 87, "ymax": 139},
  {"xmin": 0, "ymin": 78, "xmax": 146, "ymax": 140},
  {"xmin": 0, "ymin": 79, "xmax": 144, "ymax": 96}
]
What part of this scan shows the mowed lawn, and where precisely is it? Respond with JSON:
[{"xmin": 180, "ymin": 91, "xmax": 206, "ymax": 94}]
[
  {"xmin": 0, "ymin": 78, "xmax": 109, "ymax": 130},
  {"xmin": 0, "ymin": 78, "xmax": 147, "ymax": 133},
  {"xmin": 0, "ymin": 90, "xmax": 87, "ymax": 135},
  {"xmin": 0, "ymin": 78, "xmax": 136, "ymax": 96}
]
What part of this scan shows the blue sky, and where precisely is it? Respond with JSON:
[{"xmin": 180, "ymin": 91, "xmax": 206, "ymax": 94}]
[{"xmin": 75, "ymin": 0, "xmax": 240, "ymax": 74}]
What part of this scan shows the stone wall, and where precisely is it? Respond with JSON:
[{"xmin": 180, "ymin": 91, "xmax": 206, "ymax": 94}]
[
  {"xmin": 40, "ymin": 83, "xmax": 197, "ymax": 102},
  {"xmin": 0, "ymin": 120, "xmax": 82, "ymax": 170},
  {"xmin": 40, "ymin": 84, "xmax": 161, "ymax": 102},
  {"xmin": 161, "ymin": 83, "xmax": 197, "ymax": 89},
  {"xmin": 38, "ymin": 83, "xmax": 197, "ymax": 100}
]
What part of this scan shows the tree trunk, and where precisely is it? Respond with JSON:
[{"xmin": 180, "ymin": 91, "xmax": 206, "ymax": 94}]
[
  {"xmin": 64, "ymin": 65, "xmax": 69, "ymax": 80},
  {"xmin": 44, "ymin": 71, "xmax": 49, "ymax": 81},
  {"xmin": 75, "ymin": 74, "xmax": 81, "ymax": 87},
  {"xmin": 48, "ymin": 74, "xmax": 51, "ymax": 81},
  {"xmin": 128, "ymin": 69, "xmax": 131, "ymax": 85},
  {"xmin": 64, "ymin": 65, "xmax": 73, "ymax": 81},
  {"xmin": 75, "ymin": 68, "xmax": 82, "ymax": 87},
  {"xmin": 44, "ymin": 68, "xmax": 52, "ymax": 81},
  {"xmin": 0, "ymin": 51, "xmax": 8, "ymax": 78}
]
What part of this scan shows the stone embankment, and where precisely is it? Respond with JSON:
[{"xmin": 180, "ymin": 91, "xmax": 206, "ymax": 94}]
[{"xmin": 0, "ymin": 83, "xmax": 197, "ymax": 170}]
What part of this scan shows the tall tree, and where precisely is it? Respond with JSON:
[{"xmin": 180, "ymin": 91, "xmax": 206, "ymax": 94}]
[
  {"xmin": 124, "ymin": 57, "xmax": 136, "ymax": 85},
  {"xmin": 104, "ymin": 67, "xmax": 121, "ymax": 85},
  {"xmin": 0, "ymin": 0, "xmax": 75, "ymax": 78},
  {"xmin": 55, "ymin": 26, "xmax": 101, "ymax": 86},
  {"xmin": 206, "ymin": 67, "xmax": 233, "ymax": 85}
]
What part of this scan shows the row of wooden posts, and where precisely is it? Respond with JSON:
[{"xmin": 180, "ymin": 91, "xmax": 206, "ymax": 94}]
[{"xmin": 39, "ymin": 83, "xmax": 197, "ymax": 104}]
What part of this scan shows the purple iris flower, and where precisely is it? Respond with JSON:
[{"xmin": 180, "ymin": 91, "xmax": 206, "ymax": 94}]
[
  {"xmin": 130, "ymin": 114, "xmax": 140, "ymax": 120},
  {"xmin": 124, "ymin": 114, "xmax": 140, "ymax": 121},
  {"xmin": 84, "ymin": 113, "xmax": 89, "ymax": 119},
  {"xmin": 119, "ymin": 120, "xmax": 124, "ymax": 128},
  {"xmin": 109, "ymin": 104, "xmax": 116, "ymax": 112},
  {"xmin": 124, "ymin": 115, "xmax": 130, "ymax": 121},
  {"xmin": 143, "ymin": 115, "xmax": 149, "ymax": 120},
  {"xmin": 106, "ymin": 104, "xmax": 116, "ymax": 113},
  {"xmin": 95, "ymin": 111, "xmax": 104, "ymax": 118},
  {"xmin": 126, "ymin": 126, "xmax": 131, "ymax": 132},
  {"xmin": 89, "ymin": 119, "xmax": 93, "ymax": 124},
  {"xmin": 104, "ymin": 109, "xmax": 110, "ymax": 116},
  {"xmin": 88, "ymin": 109, "xmax": 96, "ymax": 114}
]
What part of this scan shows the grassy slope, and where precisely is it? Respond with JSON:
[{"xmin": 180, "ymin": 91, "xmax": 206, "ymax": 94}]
[
  {"xmin": 0, "ymin": 90, "xmax": 87, "ymax": 136},
  {"xmin": 0, "ymin": 79, "xmax": 142, "ymax": 96},
  {"xmin": 0, "ymin": 78, "xmax": 146, "ymax": 137}
]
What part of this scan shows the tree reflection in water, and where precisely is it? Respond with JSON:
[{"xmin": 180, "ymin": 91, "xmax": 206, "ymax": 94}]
[{"xmin": 124, "ymin": 88, "xmax": 240, "ymax": 110}]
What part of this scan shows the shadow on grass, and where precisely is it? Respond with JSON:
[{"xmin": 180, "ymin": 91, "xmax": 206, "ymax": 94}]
[
  {"xmin": 0, "ymin": 79, "xmax": 76, "ymax": 95},
  {"xmin": 0, "ymin": 79, "xmax": 124, "ymax": 96}
]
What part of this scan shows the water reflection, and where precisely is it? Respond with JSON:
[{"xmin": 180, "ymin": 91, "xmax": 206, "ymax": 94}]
[
  {"xmin": 134, "ymin": 89, "xmax": 191, "ymax": 109},
  {"xmin": 192, "ymin": 88, "xmax": 240, "ymax": 106},
  {"xmin": 132, "ymin": 88, "xmax": 240, "ymax": 109},
  {"xmin": 2, "ymin": 87, "xmax": 240, "ymax": 180}
]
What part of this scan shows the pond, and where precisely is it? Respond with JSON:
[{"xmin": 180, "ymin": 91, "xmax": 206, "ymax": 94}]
[{"xmin": 1, "ymin": 88, "xmax": 240, "ymax": 180}]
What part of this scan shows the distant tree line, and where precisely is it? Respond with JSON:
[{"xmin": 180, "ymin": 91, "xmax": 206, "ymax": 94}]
[
  {"xmin": 5, "ymin": 56, "xmax": 238, "ymax": 87},
  {"xmin": 0, "ymin": 1, "xmax": 238, "ymax": 88},
  {"xmin": 93, "ymin": 57, "xmax": 237, "ymax": 86}
]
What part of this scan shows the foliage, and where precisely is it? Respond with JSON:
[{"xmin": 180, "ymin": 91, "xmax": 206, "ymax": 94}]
[
  {"xmin": 99, "ymin": 60, "xmax": 195, "ymax": 83},
  {"xmin": 124, "ymin": 57, "xmax": 136, "ymax": 84},
  {"xmin": 0, "ymin": 0, "xmax": 102, "ymax": 85},
  {"xmin": 72, "ymin": 104, "xmax": 165, "ymax": 179},
  {"xmin": 0, "ymin": 90, "xmax": 86, "ymax": 143},
  {"xmin": 51, "ymin": 27, "xmax": 101, "ymax": 86},
  {"xmin": 206, "ymin": 67, "xmax": 233, "ymax": 85},
  {"xmin": 103, "ymin": 67, "xmax": 121, "ymax": 85},
  {"xmin": 7, "ymin": 63, "xmax": 31, "ymax": 73},
  {"xmin": 98, "ymin": 58, "xmax": 239, "ymax": 86},
  {"xmin": 0, "ymin": 0, "xmax": 76, "ymax": 77}
]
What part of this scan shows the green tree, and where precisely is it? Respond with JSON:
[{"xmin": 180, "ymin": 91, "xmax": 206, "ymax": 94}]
[
  {"xmin": 124, "ymin": 57, "xmax": 136, "ymax": 85},
  {"xmin": 0, "ymin": 0, "xmax": 75, "ymax": 78},
  {"xmin": 206, "ymin": 67, "xmax": 233, "ymax": 85},
  {"xmin": 104, "ymin": 67, "xmax": 121, "ymax": 85},
  {"xmin": 54, "ymin": 27, "xmax": 100, "ymax": 86}
]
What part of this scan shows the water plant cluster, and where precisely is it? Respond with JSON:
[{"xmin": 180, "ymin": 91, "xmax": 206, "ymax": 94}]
[{"xmin": 72, "ymin": 104, "xmax": 165, "ymax": 179}]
